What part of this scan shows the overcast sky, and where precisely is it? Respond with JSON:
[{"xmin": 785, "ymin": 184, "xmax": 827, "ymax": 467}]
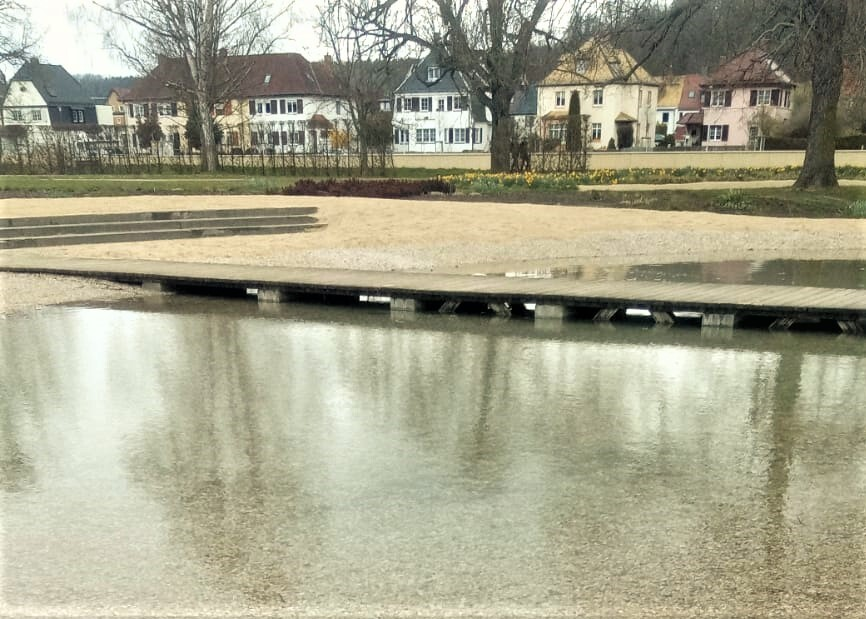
[{"xmin": 14, "ymin": 0, "xmax": 325, "ymax": 77}]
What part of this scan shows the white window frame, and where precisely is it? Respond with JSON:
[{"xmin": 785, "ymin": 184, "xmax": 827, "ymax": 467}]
[
  {"xmin": 592, "ymin": 88, "xmax": 603, "ymax": 106},
  {"xmin": 71, "ymin": 109, "xmax": 85, "ymax": 123},
  {"xmin": 157, "ymin": 103, "xmax": 172, "ymax": 116},
  {"xmin": 453, "ymin": 96, "xmax": 465, "ymax": 111},
  {"xmin": 555, "ymin": 91, "xmax": 565, "ymax": 107},
  {"xmin": 9, "ymin": 109, "xmax": 24, "ymax": 121},
  {"xmin": 755, "ymin": 89, "xmax": 772, "ymax": 105},
  {"xmin": 710, "ymin": 90, "xmax": 728, "ymax": 107},
  {"xmin": 416, "ymin": 128, "xmax": 436, "ymax": 143},
  {"xmin": 591, "ymin": 123, "xmax": 602, "ymax": 141},
  {"xmin": 427, "ymin": 66, "xmax": 440, "ymax": 81},
  {"xmin": 454, "ymin": 128, "xmax": 469, "ymax": 143},
  {"xmin": 31, "ymin": 109, "xmax": 42, "ymax": 121},
  {"xmin": 420, "ymin": 97, "xmax": 431, "ymax": 112},
  {"xmin": 549, "ymin": 123, "xmax": 565, "ymax": 139},
  {"xmin": 286, "ymin": 100, "xmax": 298, "ymax": 114},
  {"xmin": 395, "ymin": 129, "xmax": 409, "ymax": 144},
  {"xmin": 437, "ymin": 98, "xmax": 445, "ymax": 112},
  {"xmin": 708, "ymin": 125, "xmax": 724, "ymax": 141}
]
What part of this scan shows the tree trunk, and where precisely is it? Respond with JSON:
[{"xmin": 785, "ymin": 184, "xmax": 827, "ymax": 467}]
[
  {"xmin": 489, "ymin": 89, "xmax": 513, "ymax": 172},
  {"xmin": 794, "ymin": 2, "xmax": 847, "ymax": 189},
  {"xmin": 196, "ymin": 96, "xmax": 218, "ymax": 171}
]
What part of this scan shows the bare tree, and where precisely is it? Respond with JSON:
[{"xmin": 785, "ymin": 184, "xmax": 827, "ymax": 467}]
[
  {"xmin": 96, "ymin": 0, "xmax": 287, "ymax": 171},
  {"xmin": 0, "ymin": 0, "xmax": 34, "ymax": 66},
  {"xmin": 333, "ymin": 0, "xmax": 703, "ymax": 171},
  {"xmin": 319, "ymin": 0, "xmax": 408, "ymax": 174},
  {"xmin": 756, "ymin": 0, "xmax": 866, "ymax": 188}
]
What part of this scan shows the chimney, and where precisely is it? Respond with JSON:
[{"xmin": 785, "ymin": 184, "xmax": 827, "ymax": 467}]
[{"xmin": 324, "ymin": 54, "xmax": 333, "ymax": 66}]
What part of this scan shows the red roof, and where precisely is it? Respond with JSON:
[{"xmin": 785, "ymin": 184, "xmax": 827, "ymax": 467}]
[
  {"xmin": 704, "ymin": 49, "xmax": 792, "ymax": 87},
  {"xmin": 123, "ymin": 53, "xmax": 340, "ymax": 102},
  {"xmin": 677, "ymin": 74, "xmax": 706, "ymax": 111}
]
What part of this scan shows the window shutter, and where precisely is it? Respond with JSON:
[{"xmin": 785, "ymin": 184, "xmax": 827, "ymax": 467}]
[
  {"xmin": 448, "ymin": 128, "xmax": 453, "ymax": 143},
  {"xmin": 249, "ymin": 100, "xmax": 256, "ymax": 115},
  {"xmin": 298, "ymin": 131, "xmax": 305, "ymax": 145},
  {"xmin": 251, "ymin": 133, "xmax": 258, "ymax": 146},
  {"xmin": 702, "ymin": 91, "xmax": 710, "ymax": 107},
  {"xmin": 701, "ymin": 125, "xmax": 708, "ymax": 141},
  {"xmin": 411, "ymin": 97, "xmax": 419, "ymax": 111},
  {"xmin": 150, "ymin": 102, "xmax": 158, "ymax": 116},
  {"xmin": 722, "ymin": 125, "xmax": 729, "ymax": 141},
  {"xmin": 396, "ymin": 98, "xmax": 402, "ymax": 112},
  {"xmin": 750, "ymin": 90, "xmax": 758, "ymax": 106},
  {"xmin": 447, "ymin": 96, "xmax": 453, "ymax": 111},
  {"xmin": 279, "ymin": 100, "xmax": 286, "ymax": 114},
  {"xmin": 127, "ymin": 104, "xmax": 134, "ymax": 116},
  {"xmin": 724, "ymin": 91, "xmax": 732, "ymax": 107},
  {"xmin": 297, "ymin": 99, "xmax": 303, "ymax": 113},
  {"xmin": 270, "ymin": 99, "xmax": 277, "ymax": 114},
  {"xmin": 394, "ymin": 130, "xmax": 399, "ymax": 144},
  {"xmin": 280, "ymin": 131, "xmax": 288, "ymax": 145},
  {"xmin": 477, "ymin": 128, "xmax": 482, "ymax": 143},
  {"xmin": 771, "ymin": 89, "xmax": 780, "ymax": 106}
]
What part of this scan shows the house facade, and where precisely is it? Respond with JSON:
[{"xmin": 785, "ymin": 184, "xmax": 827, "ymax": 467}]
[
  {"xmin": 391, "ymin": 54, "xmax": 491, "ymax": 153},
  {"xmin": 655, "ymin": 73, "xmax": 705, "ymax": 144},
  {"xmin": 121, "ymin": 53, "xmax": 349, "ymax": 155},
  {"xmin": 1, "ymin": 60, "xmax": 110, "ymax": 151},
  {"xmin": 538, "ymin": 40, "xmax": 659, "ymax": 150},
  {"xmin": 699, "ymin": 49, "xmax": 795, "ymax": 149}
]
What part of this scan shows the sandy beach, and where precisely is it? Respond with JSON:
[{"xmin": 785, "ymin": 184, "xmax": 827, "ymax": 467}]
[{"xmin": 2, "ymin": 193, "xmax": 866, "ymax": 314}]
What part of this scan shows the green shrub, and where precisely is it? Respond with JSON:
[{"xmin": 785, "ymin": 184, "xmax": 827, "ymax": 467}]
[
  {"xmin": 713, "ymin": 189, "xmax": 753, "ymax": 211},
  {"xmin": 847, "ymin": 200, "xmax": 866, "ymax": 217}
]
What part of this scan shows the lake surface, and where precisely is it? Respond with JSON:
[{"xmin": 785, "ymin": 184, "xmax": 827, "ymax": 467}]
[{"xmin": 2, "ymin": 297, "xmax": 865, "ymax": 617}]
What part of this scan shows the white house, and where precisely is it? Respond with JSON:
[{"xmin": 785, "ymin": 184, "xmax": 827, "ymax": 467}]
[
  {"xmin": 391, "ymin": 53, "xmax": 491, "ymax": 153},
  {"xmin": 537, "ymin": 40, "xmax": 659, "ymax": 150},
  {"xmin": 1, "ymin": 60, "xmax": 110, "ymax": 151}
]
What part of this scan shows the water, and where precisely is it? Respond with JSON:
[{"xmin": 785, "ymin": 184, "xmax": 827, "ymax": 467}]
[
  {"xmin": 2, "ymin": 297, "xmax": 866, "ymax": 616},
  {"xmin": 505, "ymin": 258, "xmax": 866, "ymax": 290}
]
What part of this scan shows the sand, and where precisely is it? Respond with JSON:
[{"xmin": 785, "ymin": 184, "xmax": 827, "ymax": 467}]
[{"xmin": 2, "ymin": 194, "xmax": 866, "ymax": 314}]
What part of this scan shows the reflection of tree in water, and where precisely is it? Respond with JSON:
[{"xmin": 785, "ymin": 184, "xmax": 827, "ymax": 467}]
[{"xmin": 124, "ymin": 315, "xmax": 317, "ymax": 607}]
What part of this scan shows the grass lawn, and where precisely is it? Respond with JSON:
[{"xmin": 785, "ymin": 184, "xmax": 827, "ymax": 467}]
[{"xmin": 2, "ymin": 171, "xmax": 866, "ymax": 219}]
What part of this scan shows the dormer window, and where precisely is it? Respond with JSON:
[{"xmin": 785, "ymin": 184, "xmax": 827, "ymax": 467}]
[
  {"xmin": 264, "ymin": 74, "xmax": 271, "ymax": 84},
  {"xmin": 427, "ymin": 66, "xmax": 440, "ymax": 82}
]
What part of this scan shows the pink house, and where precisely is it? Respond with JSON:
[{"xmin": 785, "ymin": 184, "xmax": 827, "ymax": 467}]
[{"xmin": 698, "ymin": 49, "xmax": 795, "ymax": 149}]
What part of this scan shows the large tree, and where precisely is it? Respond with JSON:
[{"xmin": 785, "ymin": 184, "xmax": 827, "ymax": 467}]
[
  {"xmin": 97, "ymin": 0, "xmax": 285, "ymax": 171},
  {"xmin": 336, "ymin": 0, "xmax": 703, "ymax": 171}
]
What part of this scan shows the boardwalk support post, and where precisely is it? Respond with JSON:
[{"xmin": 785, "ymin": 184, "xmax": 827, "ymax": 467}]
[
  {"xmin": 593, "ymin": 308, "xmax": 621, "ymax": 322},
  {"xmin": 702, "ymin": 313, "xmax": 736, "ymax": 329},
  {"xmin": 838, "ymin": 320, "xmax": 864, "ymax": 335},
  {"xmin": 257, "ymin": 287, "xmax": 291, "ymax": 303},
  {"xmin": 391, "ymin": 297, "xmax": 425, "ymax": 312},
  {"xmin": 651, "ymin": 311, "xmax": 675, "ymax": 326},
  {"xmin": 142, "ymin": 280, "xmax": 174, "ymax": 293},
  {"xmin": 535, "ymin": 303, "xmax": 572, "ymax": 320},
  {"xmin": 439, "ymin": 300, "xmax": 461, "ymax": 314},
  {"xmin": 488, "ymin": 302, "xmax": 512, "ymax": 318}
]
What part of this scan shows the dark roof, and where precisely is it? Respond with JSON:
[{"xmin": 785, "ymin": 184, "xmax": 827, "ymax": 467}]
[
  {"xmin": 704, "ymin": 49, "xmax": 793, "ymax": 88},
  {"xmin": 394, "ymin": 52, "xmax": 471, "ymax": 95},
  {"xmin": 510, "ymin": 85, "xmax": 538, "ymax": 116},
  {"xmin": 10, "ymin": 61, "xmax": 92, "ymax": 106},
  {"xmin": 677, "ymin": 74, "xmax": 706, "ymax": 111},
  {"xmin": 124, "ymin": 53, "xmax": 341, "ymax": 102}
]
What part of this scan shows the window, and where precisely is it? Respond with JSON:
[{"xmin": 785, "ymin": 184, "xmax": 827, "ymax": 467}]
[
  {"xmin": 157, "ymin": 103, "xmax": 173, "ymax": 116},
  {"xmin": 708, "ymin": 124, "xmax": 728, "ymax": 141},
  {"xmin": 710, "ymin": 90, "xmax": 729, "ymax": 107},
  {"xmin": 555, "ymin": 91, "xmax": 566, "ymax": 107},
  {"xmin": 575, "ymin": 60, "xmax": 588, "ymax": 73},
  {"xmin": 591, "ymin": 123, "xmax": 602, "ymax": 141},
  {"xmin": 264, "ymin": 74, "xmax": 271, "ymax": 84},
  {"xmin": 9, "ymin": 109, "xmax": 24, "ymax": 121},
  {"xmin": 380, "ymin": 100, "xmax": 391, "ymax": 111},
  {"xmin": 688, "ymin": 90, "xmax": 696, "ymax": 98},
  {"xmin": 549, "ymin": 123, "xmax": 565, "ymax": 139},
  {"xmin": 31, "ymin": 109, "xmax": 42, "ymax": 121},
  {"xmin": 437, "ymin": 98, "xmax": 445, "ymax": 112},
  {"xmin": 472, "ymin": 127, "xmax": 483, "ymax": 144},
  {"xmin": 453, "ymin": 128, "xmax": 469, "ymax": 143},
  {"xmin": 427, "ymin": 66, "xmax": 440, "ymax": 81},
  {"xmin": 134, "ymin": 104, "xmax": 146, "ymax": 118},
  {"xmin": 416, "ymin": 128, "xmax": 436, "ymax": 143},
  {"xmin": 592, "ymin": 88, "xmax": 603, "ymax": 106},
  {"xmin": 257, "ymin": 102, "xmax": 263, "ymax": 114},
  {"xmin": 661, "ymin": 112, "xmax": 670, "ymax": 123},
  {"xmin": 420, "ymin": 97, "xmax": 431, "ymax": 112},
  {"xmin": 754, "ymin": 89, "xmax": 772, "ymax": 105},
  {"xmin": 336, "ymin": 100, "xmax": 342, "ymax": 115},
  {"xmin": 71, "ymin": 109, "xmax": 85, "ymax": 123},
  {"xmin": 452, "ymin": 96, "xmax": 466, "ymax": 111},
  {"xmin": 286, "ymin": 100, "xmax": 298, "ymax": 114},
  {"xmin": 394, "ymin": 129, "xmax": 409, "ymax": 144}
]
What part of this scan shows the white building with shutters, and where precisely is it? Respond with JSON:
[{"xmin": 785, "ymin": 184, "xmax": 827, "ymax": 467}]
[{"xmin": 391, "ymin": 53, "xmax": 491, "ymax": 153}]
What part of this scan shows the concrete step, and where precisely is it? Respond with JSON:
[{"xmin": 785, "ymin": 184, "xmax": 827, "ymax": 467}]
[
  {"xmin": 0, "ymin": 222, "xmax": 325, "ymax": 250},
  {"xmin": 0, "ymin": 214, "xmax": 320, "ymax": 238},
  {"xmin": 0, "ymin": 206, "xmax": 318, "ymax": 228}
]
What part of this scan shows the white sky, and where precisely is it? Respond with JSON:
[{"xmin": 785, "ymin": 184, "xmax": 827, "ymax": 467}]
[{"xmin": 12, "ymin": 0, "xmax": 327, "ymax": 77}]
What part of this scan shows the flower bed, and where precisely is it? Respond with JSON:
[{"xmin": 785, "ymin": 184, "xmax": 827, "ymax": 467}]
[{"xmin": 279, "ymin": 178, "xmax": 455, "ymax": 198}]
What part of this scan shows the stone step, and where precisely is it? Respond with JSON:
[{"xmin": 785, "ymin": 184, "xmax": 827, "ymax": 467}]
[
  {"xmin": 0, "ymin": 214, "xmax": 320, "ymax": 238},
  {"xmin": 0, "ymin": 206, "xmax": 317, "ymax": 228},
  {"xmin": 0, "ymin": 222, "xmax": 325, "ymax": 250}
]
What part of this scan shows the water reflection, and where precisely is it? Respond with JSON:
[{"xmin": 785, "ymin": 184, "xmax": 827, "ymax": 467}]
[
  {"xmin": 505, "ymin": 258, "xmax": 866, "ymax": 289},
  {"xmin": 2, "ymin": 299, "xmax": 865, "ymax": 616}
]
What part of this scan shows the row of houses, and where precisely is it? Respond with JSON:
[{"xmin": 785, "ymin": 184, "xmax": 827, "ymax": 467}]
[{"xmin": 0, "ymin": 41, "xmax": 796, "ymax": 157}]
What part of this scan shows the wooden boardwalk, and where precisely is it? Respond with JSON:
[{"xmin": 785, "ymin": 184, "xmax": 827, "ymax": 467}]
[{"xmin": 2, "ymin": 255, "xmax": 865, "ymax": 333}]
